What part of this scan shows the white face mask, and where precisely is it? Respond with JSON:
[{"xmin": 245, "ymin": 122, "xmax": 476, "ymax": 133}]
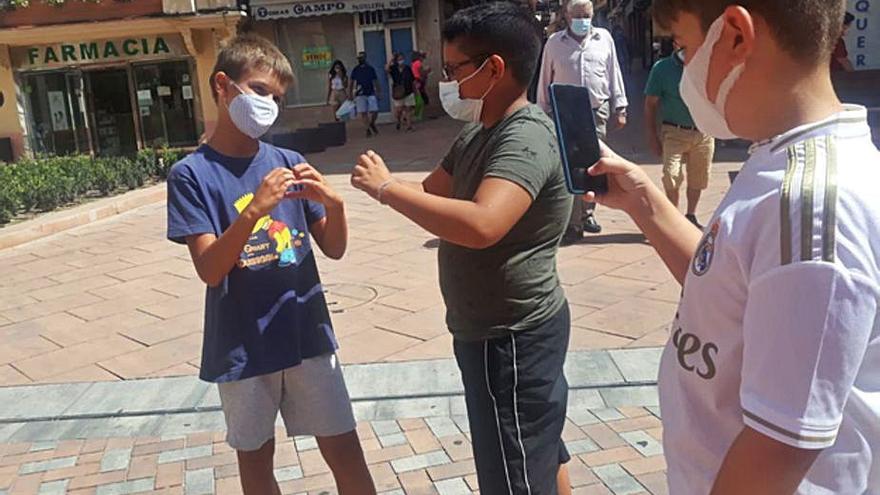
[
  {"xmin": 438, "ymin": 58, "xmax": 496, "ymax": 123},
  {"xmin": 679, "ymin": 16, "xmax": 745, "ymax": 140},
  {"xmin": 227, "ymin": 81, "xmax": 279, "ymax": 139},
  {"xmin": 570, "ymin": 17, "xmax": 592, "ymax": 37}
]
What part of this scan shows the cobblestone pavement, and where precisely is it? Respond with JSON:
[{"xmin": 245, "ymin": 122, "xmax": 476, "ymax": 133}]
[{"xmin": 0, "ymin": 405, "xmax": 667, "ymax": 495}]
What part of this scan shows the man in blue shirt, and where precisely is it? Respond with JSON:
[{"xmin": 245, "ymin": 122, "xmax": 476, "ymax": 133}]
[
  {"xmin": 644, "ymin": 40, "xmax": 715, "ymax": 228},
  {"xmin": 167, "ymin": 34, "xmax": 375, "ymax": 495},
  {"xmin": 349, "ymin": 52, "xmax": 382, "ymax": 137}
]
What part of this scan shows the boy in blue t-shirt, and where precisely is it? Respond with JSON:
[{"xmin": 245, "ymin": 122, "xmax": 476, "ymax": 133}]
[{"xmin": 166, "ymin": 34, "xmax": 375, "ymax": 494}]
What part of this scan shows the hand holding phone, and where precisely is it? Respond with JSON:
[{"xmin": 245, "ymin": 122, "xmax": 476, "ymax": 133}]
[
  {"xmin": 549, "ymin": 84, "xmax": 608, "ymax": 196},
  {"xmin": 584, "ymin": 141, "xmax": 655, "ymax": 216}
]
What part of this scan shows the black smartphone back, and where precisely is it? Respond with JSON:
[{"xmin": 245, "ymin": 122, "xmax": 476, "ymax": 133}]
[{"xmin": 549, "ymin": 83, "xmax": 608, "ymax": 195}]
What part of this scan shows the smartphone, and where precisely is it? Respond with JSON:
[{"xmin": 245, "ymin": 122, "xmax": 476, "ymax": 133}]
[
  {"xmin": 287, "ymin": 164, "xmax": 305, "ymax": 194},
  {"xmin": 549, "ymin": 83, "xmax": 607, "ymax": 195}
]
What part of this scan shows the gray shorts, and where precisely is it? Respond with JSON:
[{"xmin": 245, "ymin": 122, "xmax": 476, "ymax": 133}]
[{"xmin": 218, "ymin": 354, "xmax": 357, "ymax": 451}]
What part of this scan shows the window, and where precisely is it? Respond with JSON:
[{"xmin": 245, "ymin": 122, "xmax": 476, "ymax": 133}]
[
  {"xmin": 132, "ymin": 60, "xmax": 199, "ymax": 148},
  {"xmin": 23, "ymin": 71, "xmax": 90, "ymax": 156},
  {"xmin": 275, "ymin": 15, "xmax": 358, "ymax": 107}
]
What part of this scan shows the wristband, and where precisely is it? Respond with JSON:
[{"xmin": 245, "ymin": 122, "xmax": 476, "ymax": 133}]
[{"xmin": 376, "ymin": 179, "xmax": 397, "ymax": 204}]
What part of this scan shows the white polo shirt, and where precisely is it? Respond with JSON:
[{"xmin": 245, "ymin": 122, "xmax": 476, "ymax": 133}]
[{"xmin": 660, "ymin": 105, "xmax": 880, "ymax": 494}]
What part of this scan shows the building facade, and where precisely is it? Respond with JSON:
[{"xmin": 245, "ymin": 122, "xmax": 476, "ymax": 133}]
[
  {"xmin": 243, "ymin": 0, "xmax": 444, "ymax": 132},
  {"xmin": 0, "ymin": 0, "xmax": 243, "ymax": 162}
]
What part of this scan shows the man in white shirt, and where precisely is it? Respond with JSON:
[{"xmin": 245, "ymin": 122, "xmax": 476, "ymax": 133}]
[
  {"xmin": 537, "ymin": 0, "xmax": 628, "ymax": 242},
  {"xmin": 587, "ymin": 0, "xmax": 879, "ymax": 493}
]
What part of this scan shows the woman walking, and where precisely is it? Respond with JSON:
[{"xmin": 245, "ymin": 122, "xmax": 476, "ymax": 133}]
[{"xmin": 327, "ymin": 60, "xmax": 350, "ymax": 121}]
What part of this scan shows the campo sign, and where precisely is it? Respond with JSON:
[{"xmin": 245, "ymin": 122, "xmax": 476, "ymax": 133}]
[
  {"xmin": 12, "ymin": 35, "xmax": 187, "ymax": 69},
  {"xmin": 252, "ymin": 0, "xmax": 413, "ymax": 19}
]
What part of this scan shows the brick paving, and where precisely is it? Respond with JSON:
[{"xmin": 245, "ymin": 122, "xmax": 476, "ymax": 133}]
[
  {"xmin": 0, "ymin": 73, "xmax": 749, "ymax": 493},
  {"xmin": 0, "ymin": 113, "xmax": 743, "ymax": 386},
  {"xmin": 0, "ymin": 406, "xmax": 668, "ymax": 495}
]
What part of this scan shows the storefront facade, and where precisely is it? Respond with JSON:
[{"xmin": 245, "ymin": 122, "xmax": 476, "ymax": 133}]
[
  {"xmin": 246, "ymin": 0, "xmax": 444, "ymax": 131},
  {"xmin": 0, "ymin": 2, "xmax": 243, "ymax": 162}
]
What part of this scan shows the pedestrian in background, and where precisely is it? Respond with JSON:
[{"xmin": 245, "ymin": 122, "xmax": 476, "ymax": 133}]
[
  {"xmin": 350, "ymin": 52, "xmax": 382, "ymax": 137},
  {"xmin": 644, "ymin": 38, "xmax": 715, "ymax": 228},
  {"xmin": 327, "ymin": 60, "xmax": 350, "ymax": 122},
  {"xmin": 386, "ymin": 52, "xmax": 416, "ymax": 132},
  {"xmin": 412, "ymin": 51, "xmax": 432, "ymax": 119},
  {"xmin": 537, "ymin": 0, "xmax": 628, "ymax": 243}
]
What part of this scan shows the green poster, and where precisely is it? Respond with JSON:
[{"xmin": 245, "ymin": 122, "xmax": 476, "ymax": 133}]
[{"xmin": 302, "ymin": 46, "xmax": 333, "ymax": 70}]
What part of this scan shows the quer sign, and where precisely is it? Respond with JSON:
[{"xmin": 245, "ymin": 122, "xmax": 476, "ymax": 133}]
[{"xmin": 846, "ymin": 0, "xmax": 879, "ymax": 70}]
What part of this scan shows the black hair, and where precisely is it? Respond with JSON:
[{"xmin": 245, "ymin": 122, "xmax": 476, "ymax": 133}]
[
  {"xmin": 442, "ymin": 1, "xmax": 542, "ymax": 87},
  {"xmin": 329, "ymin": 60, "xmax": 347, "ymax": 77},
  {"xmin": 330, "ymin": 60, "xmax": 348, "ymax": 84},
  {"xmin": 654, "ymin": 0, "xmax": 846, "ymax": 63},
  {"xmin": 844, "ymin": 11, "xmax": 855, "ymax": 25}
]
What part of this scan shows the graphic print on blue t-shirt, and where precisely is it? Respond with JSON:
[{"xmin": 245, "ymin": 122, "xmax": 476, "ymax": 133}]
[
  {"xmin": 166, "ymin": 142, "xmax": 338, "ymax": 384},
  {"xmin": 232, "ymin": 192, "xmax": 309, "ymax": 269}
]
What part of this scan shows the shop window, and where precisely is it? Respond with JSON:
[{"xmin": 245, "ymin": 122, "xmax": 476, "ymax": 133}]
[
  {"xmin": 275, "ymin": 15, "xmax": 358, "ymax": 107},
  {"xmin": 133, "ymin": 60, "xmax": 199, "ymax": 148},
  {"xmin": 23, "ymin": 71, "xmax": 90, "ymax": 156}
]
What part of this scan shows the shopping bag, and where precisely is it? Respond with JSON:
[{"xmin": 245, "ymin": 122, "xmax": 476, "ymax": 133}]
[
  {"xmin": 414, "ymin": 92, "xmax": 425, "ymax": 121},
  {"xmin": 336, "ymin": 100, "xmax": 356, "ymax": 121}
]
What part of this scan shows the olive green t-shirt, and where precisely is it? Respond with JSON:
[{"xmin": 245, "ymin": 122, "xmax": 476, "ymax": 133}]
[{"xmin": 439, "ymin": 104, "xmax": 572, "ymax": 341}]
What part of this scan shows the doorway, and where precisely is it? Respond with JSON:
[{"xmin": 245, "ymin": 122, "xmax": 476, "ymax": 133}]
[
  {"xmin": 86, "ymin": 69, "xmax": 138, "ymax": 156},
  {"xmin": 358, "ymin": 21, "xmax": 416, "ymax": 116},
  {"xmin": 362, "ymin": 30, "xmax": 391, "ymax": 113}
]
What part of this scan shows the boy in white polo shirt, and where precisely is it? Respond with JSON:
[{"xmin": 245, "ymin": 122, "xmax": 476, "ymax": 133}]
[{"xmin": 586, "ymin": 0, "xmax": 879, "ymax": 493}]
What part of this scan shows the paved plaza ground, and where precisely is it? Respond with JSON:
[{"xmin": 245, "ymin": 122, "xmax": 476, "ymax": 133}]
[
  {"xmin": 0, "ymin": 115, "xmax": 741, "ymax": 386},
  {"xmin": 0, "ymin": 80, "xmax": 749, "ymax": 493}
]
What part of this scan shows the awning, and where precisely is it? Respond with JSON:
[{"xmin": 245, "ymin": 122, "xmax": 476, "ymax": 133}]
[{"xmin": 251, "ymin": 0, "xmax": 413, "ymax": 20}]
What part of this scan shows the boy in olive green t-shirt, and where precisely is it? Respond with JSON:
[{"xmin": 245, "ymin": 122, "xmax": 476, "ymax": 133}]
[{"xmin": 351, "ymin": 3, "xmax": 575, "ymax": 494}]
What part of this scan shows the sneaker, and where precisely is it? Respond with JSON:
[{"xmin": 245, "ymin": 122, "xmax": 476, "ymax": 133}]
[
  {"xmin": 396, "ymin": 122, "xmax": 401, "ymax": 131},
  {"xmin": 686, "ymin": 214, "xmax": 704, "ymax": 230},
  {"xmin": 366, "ymin": 128, "xmax": 374, "ymax": 138},
  {"xmin": 583, "ymin": 213, "xmax": 602, "ymax": 234},
  {"xmin": 560, "ymin": 229, "xmax": 583, "ymax": 246},
  {"xmin": 371, "ymin": 123, "xmax": 380, "ymax": 135}
]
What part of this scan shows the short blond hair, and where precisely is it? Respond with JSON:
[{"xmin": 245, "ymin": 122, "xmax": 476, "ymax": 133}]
[{"xmin": 210, "ymin": 34, "xmax": 294, "ymax": 100}]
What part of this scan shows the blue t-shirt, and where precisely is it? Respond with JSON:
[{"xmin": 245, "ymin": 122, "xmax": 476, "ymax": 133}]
[
  {"xmin": 644, "ymin": 55, "xmax": 696, "ymax": 128},
  {"xmin": 351, "ymin": 63, "xmax": 378, "ymax": 96},
  {"xmin": 166, "ymin": 142, "xmax": 337, "ymax": 383}
]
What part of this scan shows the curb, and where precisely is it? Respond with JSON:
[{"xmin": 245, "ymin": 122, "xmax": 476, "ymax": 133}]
[
  {"xmin": 0, "ymin": 183, "xmax": 167, "ymax": 251},
  {"xmin": 0, "ymin": 348, "xmax": 662, "ymax": 425}
]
